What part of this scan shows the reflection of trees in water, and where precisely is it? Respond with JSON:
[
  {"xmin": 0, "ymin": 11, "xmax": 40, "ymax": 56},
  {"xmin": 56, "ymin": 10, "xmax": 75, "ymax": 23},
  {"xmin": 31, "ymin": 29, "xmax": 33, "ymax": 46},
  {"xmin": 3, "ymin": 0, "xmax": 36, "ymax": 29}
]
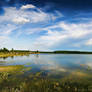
[
  {"xmin": 26, "ymin": 54, "xmax": 30, "ymax": 57},
  {"xmin": 2, "ymin": 57, "xmax": 8, "ymax": 60},
  {"xmin": 3, "ymin": 56, "xmax": 14, "ymax": 60},
  {"xmin": 11, "ymin": 56, "xmax": 14, "ymax": 59},
  {"xmin": 1, "ymin": 54, "xmax": 30, "ymax": 60},
  {"xmin": 1, "ymin": 56, "xmax": 14, "ymax": 60}
]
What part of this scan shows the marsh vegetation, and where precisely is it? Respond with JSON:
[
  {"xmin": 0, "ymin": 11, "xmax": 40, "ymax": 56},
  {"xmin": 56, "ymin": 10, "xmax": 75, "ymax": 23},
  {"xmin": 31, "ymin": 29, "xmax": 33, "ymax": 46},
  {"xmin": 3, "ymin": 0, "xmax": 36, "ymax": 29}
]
[
  {"xmin": 0, "ymin": 53, "xmax": 92, "ymax": 92},
  {"xmin": 0, "ymin": 66, "xmax": 92, "ymax": 92},
  {"xmin": 0, "ymin": 48, "xmax": 31, "ymax": 58}
]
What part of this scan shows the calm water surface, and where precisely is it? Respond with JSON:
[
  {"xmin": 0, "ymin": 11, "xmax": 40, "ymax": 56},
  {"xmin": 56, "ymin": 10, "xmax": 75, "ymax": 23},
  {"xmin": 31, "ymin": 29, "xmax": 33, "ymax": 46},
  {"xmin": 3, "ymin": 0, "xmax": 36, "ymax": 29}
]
[
  {"xmin": 0, "ymin": 54, "xmax": 92, "ymax": 92},
  {"xmin": 0, "ymin": 54, "xmax": 92, "ymax": 76}
]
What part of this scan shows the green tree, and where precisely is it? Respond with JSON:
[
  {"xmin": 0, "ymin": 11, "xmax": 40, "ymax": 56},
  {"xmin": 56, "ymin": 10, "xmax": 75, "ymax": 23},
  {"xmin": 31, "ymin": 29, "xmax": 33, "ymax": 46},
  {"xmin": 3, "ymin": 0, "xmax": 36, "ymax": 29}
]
[
  {"xmin": 3, "ymin": 48, "xmax": 9, "ymax": 52},
  {"xmin": 11, "ymin": 48, "xmax": 14, "ymax": 52}
]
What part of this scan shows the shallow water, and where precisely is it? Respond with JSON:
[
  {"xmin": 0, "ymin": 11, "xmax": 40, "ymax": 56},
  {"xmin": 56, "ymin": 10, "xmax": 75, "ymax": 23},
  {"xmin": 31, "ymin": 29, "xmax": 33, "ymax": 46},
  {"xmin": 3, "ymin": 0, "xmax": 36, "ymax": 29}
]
[
  {"xmin": 0, "ymin": 54, "xmax": 92, "ymax": 92},
  {"xmin": 0, "ymin": 54, "xmax": 92, "ymax": 73}
]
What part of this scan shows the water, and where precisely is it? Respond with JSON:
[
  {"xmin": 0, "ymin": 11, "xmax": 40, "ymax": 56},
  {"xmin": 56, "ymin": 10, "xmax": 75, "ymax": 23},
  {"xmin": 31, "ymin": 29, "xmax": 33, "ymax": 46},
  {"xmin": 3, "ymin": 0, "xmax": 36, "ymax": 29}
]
[
  {"xmin": 0, "ymin": 54, "xmax": 92, "ymax": 92},
  {"xmin": 0, "ymin": 54, "xmax": 92, "ymax": 73}
]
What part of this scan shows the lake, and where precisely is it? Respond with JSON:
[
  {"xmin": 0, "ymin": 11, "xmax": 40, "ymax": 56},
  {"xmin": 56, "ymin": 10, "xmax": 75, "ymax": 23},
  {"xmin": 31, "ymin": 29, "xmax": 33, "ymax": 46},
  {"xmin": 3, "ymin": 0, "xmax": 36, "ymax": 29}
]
[{"xmin": 0, "ymin": 54, "xmax": 92, "ymax": 92}]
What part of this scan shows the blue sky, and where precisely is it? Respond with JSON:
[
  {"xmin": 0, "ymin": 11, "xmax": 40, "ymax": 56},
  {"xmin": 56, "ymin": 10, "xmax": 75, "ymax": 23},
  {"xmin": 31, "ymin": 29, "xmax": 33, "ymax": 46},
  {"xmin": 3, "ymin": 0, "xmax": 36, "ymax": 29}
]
[{"xmin": 0, "ymin": 0, "xmax": 92, "ymax": 51}]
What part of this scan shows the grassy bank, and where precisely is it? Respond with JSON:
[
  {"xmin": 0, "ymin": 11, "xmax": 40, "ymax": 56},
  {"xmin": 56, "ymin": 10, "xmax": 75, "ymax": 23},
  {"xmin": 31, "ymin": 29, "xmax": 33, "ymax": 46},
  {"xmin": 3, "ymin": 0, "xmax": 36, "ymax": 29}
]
[
  {"xmin": 0, "ymin": 48, "xmax": 41, "ymax": 58},
  {"xmin": 0, "ymin": 52, "xmax": 31, "ymax": 58}
]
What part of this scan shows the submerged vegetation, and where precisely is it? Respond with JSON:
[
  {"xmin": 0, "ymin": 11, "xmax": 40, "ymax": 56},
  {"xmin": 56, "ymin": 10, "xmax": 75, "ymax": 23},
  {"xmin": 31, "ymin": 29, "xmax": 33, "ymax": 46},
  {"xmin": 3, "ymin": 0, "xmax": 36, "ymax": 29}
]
[
  {"xmin": 0, "ymin": 65, "xmax": 92, "ymax": 92},
  {"xmin": 0, "ymin": 65, "xmax": 24, "ymax": 72}
]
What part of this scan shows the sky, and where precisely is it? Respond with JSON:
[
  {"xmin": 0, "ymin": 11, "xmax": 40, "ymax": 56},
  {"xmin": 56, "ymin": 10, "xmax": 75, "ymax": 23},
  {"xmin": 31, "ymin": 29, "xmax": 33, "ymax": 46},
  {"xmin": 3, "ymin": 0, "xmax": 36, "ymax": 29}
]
[{"xmin": 0, "ymin": 0, "xmax": 92, "ymax": 51}]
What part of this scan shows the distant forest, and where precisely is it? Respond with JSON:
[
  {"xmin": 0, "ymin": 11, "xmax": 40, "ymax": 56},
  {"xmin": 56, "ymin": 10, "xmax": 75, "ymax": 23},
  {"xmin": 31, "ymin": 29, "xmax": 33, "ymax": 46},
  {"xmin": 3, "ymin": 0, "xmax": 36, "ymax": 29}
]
[
  {"xmin": 53, "ymin": 51, "xmax": 92, "ymax": 54},
  {"xmin": 1, "ymin": 48, "xmax": 92, "ymax": 54}
]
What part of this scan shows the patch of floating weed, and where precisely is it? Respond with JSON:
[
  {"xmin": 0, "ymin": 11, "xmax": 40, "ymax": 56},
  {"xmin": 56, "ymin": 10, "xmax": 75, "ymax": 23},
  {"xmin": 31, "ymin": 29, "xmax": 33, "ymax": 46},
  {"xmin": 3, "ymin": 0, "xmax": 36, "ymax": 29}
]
[
  {"xmin": 72, "ymin": 71, "xmax": 88, "ymax": 77},
  {"xmin": 0, "ymin": 65, "xmax": 24, "ymax": 72}
]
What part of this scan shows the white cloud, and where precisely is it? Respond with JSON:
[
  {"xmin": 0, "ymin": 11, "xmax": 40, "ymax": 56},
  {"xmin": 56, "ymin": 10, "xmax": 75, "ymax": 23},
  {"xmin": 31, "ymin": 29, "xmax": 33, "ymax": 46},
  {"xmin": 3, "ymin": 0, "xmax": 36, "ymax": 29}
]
[
  {"xmin": 0, "ymin": 4, "xmax": 62, "ymax": 48},
  {"xmin": 1, "ymin": 4, "xmax": 92, "ymax": 50},
  {"xmin": 33, "ymin": 22, "xmax": 92, "ymax": 50},
  {"xmin": 12, "ymin": 17, "xmax": 30, "ymax": 24},
  {"xmin": 0, "ymin": 4, "xmax": 62, "ymax": 49},
  {"xmin": 35, "ymin": 30, "xmax": 67, "ymax": 46},
  {"xmin": 85, "ymin": 39, "xmax": 92, "ymax": 45},
  {"xmin": 0, "ymin": 24, "xmax": 17, "ymax": 35},
  {"xmin": 0, "ymin": 36, "xmax": 10, "ymax": 48},
  {"xmin": 21, "ymin": 4, "xmax": 36, "ymax": 9},
  {"xmin": 0, "ymin": 4, "xmax": 62, "ymax": 25}
]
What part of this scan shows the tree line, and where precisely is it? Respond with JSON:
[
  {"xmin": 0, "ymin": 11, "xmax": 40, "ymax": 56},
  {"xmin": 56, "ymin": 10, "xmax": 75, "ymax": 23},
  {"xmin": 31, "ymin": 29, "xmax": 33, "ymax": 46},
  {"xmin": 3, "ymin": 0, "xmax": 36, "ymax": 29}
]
[
  {"xmin": 0, "ymin": 48, "xmax": 30, "ymax": 53},
  {"xmin": 0, "ymin": 48, "xmax": 9, "ymax": 52}
]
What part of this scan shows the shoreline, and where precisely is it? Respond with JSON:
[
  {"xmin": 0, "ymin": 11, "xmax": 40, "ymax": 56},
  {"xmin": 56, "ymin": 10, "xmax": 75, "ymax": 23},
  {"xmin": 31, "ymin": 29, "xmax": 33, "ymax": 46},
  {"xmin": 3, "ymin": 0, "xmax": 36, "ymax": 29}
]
[
  {"xmin": 0, "ymin": 52, "xmax": 31, "ymax": 58},
  {"xmin": 1, "ymin": 50, "xmax": 92, "ymax": 58}
]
